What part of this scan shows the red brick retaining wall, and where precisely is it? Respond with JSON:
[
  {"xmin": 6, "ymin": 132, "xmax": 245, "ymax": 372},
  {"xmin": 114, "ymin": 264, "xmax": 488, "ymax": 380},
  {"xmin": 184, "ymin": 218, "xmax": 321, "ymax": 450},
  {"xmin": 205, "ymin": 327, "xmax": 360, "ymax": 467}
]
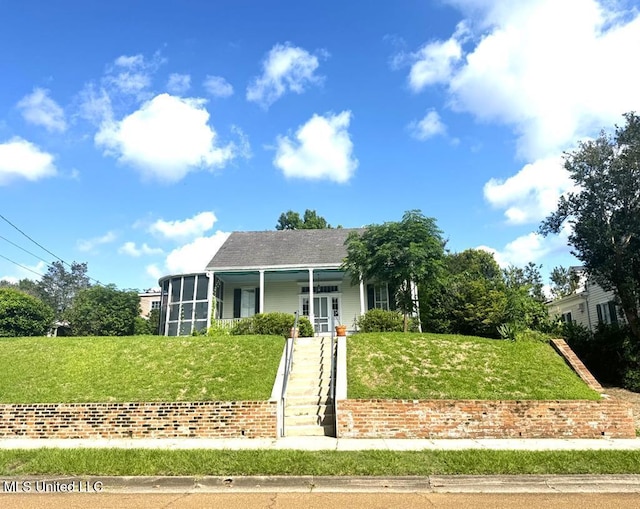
[
  {"xmin": 337, "ymin": 399, "xmax": 635, "ymax": 439},
  {"xmin": 0, "ymin": 401, "xmax": 277, "ymax": 439}
]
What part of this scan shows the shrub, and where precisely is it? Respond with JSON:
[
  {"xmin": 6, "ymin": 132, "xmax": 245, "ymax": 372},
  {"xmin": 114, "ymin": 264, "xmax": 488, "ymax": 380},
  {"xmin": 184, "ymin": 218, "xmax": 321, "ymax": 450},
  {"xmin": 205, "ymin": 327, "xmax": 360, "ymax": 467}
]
[
  {"xmin": 230, "ymin": 313, "xmax": 313, "ymax": 338},
  {"xmin": 514, "ymin": 328, "xmax": 551, "ymax": 343},
  {"xmin": 356, "ymin": 309, "xmax": 404, "ymax": 332},
  {"xmin": 0, "ymin": 288, "xmax": 54, "ymax": 337},
  {"xmin": 66, "ymin": 285, "xmax": 140, "ymax": 336}
]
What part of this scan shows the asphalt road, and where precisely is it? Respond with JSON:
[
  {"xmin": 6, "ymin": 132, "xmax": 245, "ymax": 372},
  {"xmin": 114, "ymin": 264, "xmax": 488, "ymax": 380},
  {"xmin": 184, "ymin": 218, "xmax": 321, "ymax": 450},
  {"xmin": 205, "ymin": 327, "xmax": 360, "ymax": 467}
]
[{"xmin": 2, "ymin": 493, "xmax": 640, "ymax": 508}]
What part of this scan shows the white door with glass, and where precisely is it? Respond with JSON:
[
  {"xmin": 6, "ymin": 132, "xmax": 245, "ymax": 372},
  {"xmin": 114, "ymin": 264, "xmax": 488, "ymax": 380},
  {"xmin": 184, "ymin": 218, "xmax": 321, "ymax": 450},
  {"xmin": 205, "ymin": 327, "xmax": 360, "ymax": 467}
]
[{"xmin": 302, "ymin": 295, "xmax": 340, "ymax": 333}]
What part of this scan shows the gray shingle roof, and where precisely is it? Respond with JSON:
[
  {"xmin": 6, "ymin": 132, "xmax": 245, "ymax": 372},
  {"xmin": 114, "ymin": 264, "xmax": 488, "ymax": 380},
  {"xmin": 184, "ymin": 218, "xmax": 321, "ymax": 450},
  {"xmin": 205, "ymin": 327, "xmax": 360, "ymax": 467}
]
[{"xmin": 206, "ymin": 228, "xmax": 364, "ymax": 270}]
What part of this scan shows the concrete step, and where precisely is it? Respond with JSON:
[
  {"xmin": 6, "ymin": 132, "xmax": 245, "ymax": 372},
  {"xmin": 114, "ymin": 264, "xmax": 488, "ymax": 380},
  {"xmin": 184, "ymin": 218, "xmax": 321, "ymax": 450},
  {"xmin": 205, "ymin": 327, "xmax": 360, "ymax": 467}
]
[
  {"xmin": 284, "ymin": 424, "xmax": 335, "ymax": 437},
  {"xmin": 286, "ymin": 386, "xmax": 331, "ymax": 398},
  {"xmin": 284, "ymin": 403, "xmax": 334, "ymax": 417},
  {"xmin": 284, "ymin": 413, "xmax": 335, "ymax": 427},
  {"xmin": 285, "ymin": 395, "xmax": 331, "ymax": 406}
]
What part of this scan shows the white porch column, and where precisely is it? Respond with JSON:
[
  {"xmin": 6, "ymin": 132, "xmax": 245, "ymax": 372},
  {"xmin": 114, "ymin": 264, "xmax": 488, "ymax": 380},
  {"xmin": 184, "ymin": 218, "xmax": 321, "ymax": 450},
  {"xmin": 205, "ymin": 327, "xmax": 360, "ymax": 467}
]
[
  {"xmin": 308, "ymin": 269, "xmax": 315, "ymax": 333},
  {"xmin": 411, "ymin": 280, "xmax": 422, "ymax": 332},
  {"xmin": 259, "ymin": 270, "xmax": 265, "ymax": 313},
  {"xmin": 359, "ymin": 277, "xmax": 366, "ymax": 315},
  {"xmin": 164, "ymin": 278, "xmax": 172, "ymax": 336},
  {"xmin": 206, "ymin": 271, "xmax": 214, "ymax": 329}
]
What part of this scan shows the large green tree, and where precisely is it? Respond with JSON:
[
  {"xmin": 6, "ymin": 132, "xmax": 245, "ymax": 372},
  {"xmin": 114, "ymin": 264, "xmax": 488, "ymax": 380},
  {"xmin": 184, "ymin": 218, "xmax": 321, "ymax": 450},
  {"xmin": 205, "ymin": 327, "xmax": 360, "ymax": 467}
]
[
  {"xmin": 276, "ymin": 209, "xmax": 332, "ymax": 230},
  {"xmin": 549, "ymin": 266, "xmax": 581, "ymax": 300},
  {"xmin": 66, "ymin": 285, "xmax": 140, "ymax": 336},
  {"xmin": 421, "ymin": 249, "xmax": 507, "ymax": 337},
  {"xmin": 541, "ymin": 112, "xmax": 640, "ymax": 343},
  {"xmin": 0, "ymin": 288, "xmax": 54, "ymax": 337},
  {"xmin": 342, "ymin": 210, "xmax": 445, "ymax": 331},
  {"xmin": 37, "ymin": 261, "xmax": 91, "ymax": 321}
]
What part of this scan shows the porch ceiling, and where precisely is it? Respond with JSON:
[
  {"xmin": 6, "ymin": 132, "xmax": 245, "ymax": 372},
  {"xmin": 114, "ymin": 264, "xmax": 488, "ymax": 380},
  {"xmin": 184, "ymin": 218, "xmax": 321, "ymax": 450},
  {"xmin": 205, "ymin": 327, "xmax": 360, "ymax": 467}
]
[{"xmin": 214, "ymin": 269, "xmax": 346, "ymax": 285}]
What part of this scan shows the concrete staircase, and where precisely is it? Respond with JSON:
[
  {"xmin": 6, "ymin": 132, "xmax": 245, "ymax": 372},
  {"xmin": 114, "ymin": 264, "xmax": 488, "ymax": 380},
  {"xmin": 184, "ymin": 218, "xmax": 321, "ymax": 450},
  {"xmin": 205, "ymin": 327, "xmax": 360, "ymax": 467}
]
[{"xmin": 284, "ymin": 336, "xmax": 335, "ymax": 437}]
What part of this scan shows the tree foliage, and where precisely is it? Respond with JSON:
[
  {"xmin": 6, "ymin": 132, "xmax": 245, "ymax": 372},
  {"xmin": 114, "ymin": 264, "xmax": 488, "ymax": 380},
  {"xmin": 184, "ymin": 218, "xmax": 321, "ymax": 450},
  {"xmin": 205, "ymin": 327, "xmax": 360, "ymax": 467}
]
[
  {"xmin": 549, "ymin": 266, "xmax": 581, "ymax": 300},
  {"xmin": 342, "ymin": 210, "xmax": 445, "ymax": 331},
  {"xmin": 37, "ymin": 261, "xmax": 91, "ymax": 321},
  {"xmin": 276, "ymin": 209, "xmax": 332, "ymax": 230},
  {"xmin": 541, "ymin": 112, "xmax": 640, "ymax": 343},
  {"xmin": 0, "ymin": 288, "xmax": 54, "ymax": 337},
  {"xmin": 66, "ymin": 285, "xmax": 140, "ymax": 336}
]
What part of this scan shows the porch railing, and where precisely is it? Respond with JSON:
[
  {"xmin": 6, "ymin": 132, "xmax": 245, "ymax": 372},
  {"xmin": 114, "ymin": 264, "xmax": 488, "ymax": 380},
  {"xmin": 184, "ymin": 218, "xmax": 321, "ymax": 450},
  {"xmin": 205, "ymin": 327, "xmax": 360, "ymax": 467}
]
[
  {"xmin": 211, "ymin": 318, "xmax": 243, "ymax": 330},
  {"xmin": 279, "ymin": 311, "xmax": 298, "ymax": 437}
]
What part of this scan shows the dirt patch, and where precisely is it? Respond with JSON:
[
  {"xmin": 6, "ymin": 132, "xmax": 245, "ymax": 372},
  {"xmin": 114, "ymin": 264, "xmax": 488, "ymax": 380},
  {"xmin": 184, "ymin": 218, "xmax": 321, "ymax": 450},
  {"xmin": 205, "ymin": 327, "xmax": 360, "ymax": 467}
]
[{"xmin": 603, "ymin": 386, "xmax": 640, "ymax": 430}]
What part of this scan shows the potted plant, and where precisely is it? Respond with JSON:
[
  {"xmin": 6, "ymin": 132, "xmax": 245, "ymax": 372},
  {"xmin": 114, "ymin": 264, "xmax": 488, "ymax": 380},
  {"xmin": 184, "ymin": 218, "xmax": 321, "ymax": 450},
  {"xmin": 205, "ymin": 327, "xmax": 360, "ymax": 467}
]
[{"xmin": 335, "ymin": 324, "xmax": 347, "ymax": 336}]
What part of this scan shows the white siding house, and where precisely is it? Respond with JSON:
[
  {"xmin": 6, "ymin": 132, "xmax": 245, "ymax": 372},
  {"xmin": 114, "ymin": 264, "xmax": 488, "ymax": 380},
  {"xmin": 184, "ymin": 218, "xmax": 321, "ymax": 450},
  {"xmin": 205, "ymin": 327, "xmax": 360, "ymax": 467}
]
[
  {"xmin": 547, "ymin": 268, "xmax": 623, "ymax": 331},
  {"xmin": 205, "ymin": 229, "xmax": 396, "ymax": 335}
]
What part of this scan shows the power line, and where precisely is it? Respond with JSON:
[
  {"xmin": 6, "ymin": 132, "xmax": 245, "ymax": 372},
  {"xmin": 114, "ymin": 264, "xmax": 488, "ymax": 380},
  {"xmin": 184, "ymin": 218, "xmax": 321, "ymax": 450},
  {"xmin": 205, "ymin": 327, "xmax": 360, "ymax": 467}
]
[
  {"xmin": 0, "ymin": 213, "xmax": 66, "ymax": 265},
  {"xmin": 0, "ymin": 234, "xmax": 52, "ymax": 265},
  {"xmin": 0, "ymin": 213, "xmax": 105, "ymax": 287},
  {"xmin": 0, "ymin": 253, "xmax": 45, "ymax": 278}
]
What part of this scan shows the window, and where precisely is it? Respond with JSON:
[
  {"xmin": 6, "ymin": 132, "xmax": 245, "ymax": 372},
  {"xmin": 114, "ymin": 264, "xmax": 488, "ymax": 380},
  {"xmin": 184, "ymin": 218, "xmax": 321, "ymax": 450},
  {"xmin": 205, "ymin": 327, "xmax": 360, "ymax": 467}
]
[
  {"xmin": 596, "ymin": 301, "xmax": 618, "ymax": 325},
  {"xmin": 151, "ymin": 300, "xmax": 161, "ymax": 311},
  {"xmin": 561, "ymin": 312, "xmax": 572, "ymax": 323},
  {"xmin": 240, "ymin": 289, "xmax": 255, "ymax": 318},
  {"xmin": 367, "ymin": 284, "xmax": 390, "ymax": 310},
  {"xmin": 301, "ymin": 285, "xmax": 339, "ymax": 294},
  {"xmin": 159, "ymin": 273, "xmax": 211, "ymax": 336}
]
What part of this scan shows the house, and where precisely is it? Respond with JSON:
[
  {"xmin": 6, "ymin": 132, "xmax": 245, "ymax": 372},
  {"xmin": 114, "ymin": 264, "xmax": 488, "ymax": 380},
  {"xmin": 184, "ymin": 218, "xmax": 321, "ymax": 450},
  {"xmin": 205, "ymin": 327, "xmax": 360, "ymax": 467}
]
[
  {"xmin": 546, "ymin": 267, "xmax": 623, "ymax": 331},
  {"xmin": 138, "ymin": 288, "xmax": 161, "ymax": 317},
  {"xmin": 158, "ymin": 228, "xmax": 399, "ymax": 336}
]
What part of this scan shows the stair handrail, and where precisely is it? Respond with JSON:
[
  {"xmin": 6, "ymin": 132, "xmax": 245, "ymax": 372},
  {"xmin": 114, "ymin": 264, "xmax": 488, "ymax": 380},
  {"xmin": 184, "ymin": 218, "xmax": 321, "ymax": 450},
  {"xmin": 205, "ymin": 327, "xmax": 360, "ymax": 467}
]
[
  {"xmin": 279, "ymin": 311, "xmax": 298, "ymax": 436},
  {"xmin": 329, "ymin": 313, "xmax": 336, "ymax": 402}
]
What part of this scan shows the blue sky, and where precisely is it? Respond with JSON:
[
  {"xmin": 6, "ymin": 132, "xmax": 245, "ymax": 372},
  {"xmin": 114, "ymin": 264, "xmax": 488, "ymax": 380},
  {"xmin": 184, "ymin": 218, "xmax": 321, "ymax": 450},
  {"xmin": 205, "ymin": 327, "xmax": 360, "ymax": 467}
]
[{"xmin": 1, "ymin": 0, "xmax": 640, "ymax": 291}]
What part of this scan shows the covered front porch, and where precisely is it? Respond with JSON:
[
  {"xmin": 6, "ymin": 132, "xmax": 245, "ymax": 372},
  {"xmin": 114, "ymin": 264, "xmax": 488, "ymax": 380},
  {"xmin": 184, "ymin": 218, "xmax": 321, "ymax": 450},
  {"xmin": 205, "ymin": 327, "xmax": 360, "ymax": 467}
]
[{"xmin": 208, "ymin": 267, "xmax": 367, "ymax": 334}]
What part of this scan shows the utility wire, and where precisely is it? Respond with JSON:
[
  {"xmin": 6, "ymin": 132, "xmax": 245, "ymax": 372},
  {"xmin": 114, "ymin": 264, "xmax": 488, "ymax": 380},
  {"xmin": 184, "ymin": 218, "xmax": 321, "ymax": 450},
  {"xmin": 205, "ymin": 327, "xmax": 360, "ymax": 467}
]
[
  {"xmin": 0, "ymin": 213, "xmax": 66, "ymax": 265},
  {"xmin": 0, "ymin": 234, "xmax": 52, "ymax": 266},
  {"xmin": 0, "ymin": 213, "xmax": 105, "ymax": 287},
  {"xmin": 0, "ymin": 253, "xmax": 45, "ymax": 278}
]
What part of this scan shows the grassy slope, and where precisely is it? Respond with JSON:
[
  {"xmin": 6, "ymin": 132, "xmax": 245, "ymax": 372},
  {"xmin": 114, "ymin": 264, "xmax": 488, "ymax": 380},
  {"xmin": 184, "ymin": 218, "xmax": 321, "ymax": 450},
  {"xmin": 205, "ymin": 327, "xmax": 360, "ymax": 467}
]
[
  {"xmin": 347, "ymin": 333, "xmax": 600, "ymax": 400},
  {"xmin": 0, "ymin": 335, "xmax": 283, "ymax": 403},
  {"xmin": 1, "ymin": 449, "xmax": 639, "ymax": 475}
]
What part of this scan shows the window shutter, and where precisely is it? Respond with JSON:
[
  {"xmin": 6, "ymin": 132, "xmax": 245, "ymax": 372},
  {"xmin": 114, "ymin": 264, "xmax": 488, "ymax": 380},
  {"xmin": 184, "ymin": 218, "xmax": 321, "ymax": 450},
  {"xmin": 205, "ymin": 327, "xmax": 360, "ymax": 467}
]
[
  {"xmin": 596, "ymin": 304, "xmax": 603, "ymax": 324},
  {"xmin": 255, "ymin": 287, "xmax": 260, "ymax": 314},
  {"xmin": 367, "ymin": 284, "xmax": 374, "ymax": 310},
  {"xmin": 233, "ymin": 289, "xmax": 241, "ymax": 318},
  {"xmin": 609, "ymin": 301, "xmax": 618, "ymax": 325},
  {"xmin": 387, "ymin": 284, "xmax": 397, "ymax": 311}
]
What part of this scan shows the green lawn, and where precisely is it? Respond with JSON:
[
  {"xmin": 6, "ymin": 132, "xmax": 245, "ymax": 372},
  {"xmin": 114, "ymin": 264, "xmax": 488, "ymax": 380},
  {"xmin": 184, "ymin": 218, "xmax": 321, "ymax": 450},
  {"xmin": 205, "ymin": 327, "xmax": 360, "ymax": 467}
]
[
  {"xmin": 347, "ymin": 333, "xmax": 600, "ymax": 400},
  {"xmin": 1, "ymin": 449, "xmax": 639, "ymax": 476},
  {"xmin": 0, "ymin": 335, "xmax": 283, "ymax": 403}
]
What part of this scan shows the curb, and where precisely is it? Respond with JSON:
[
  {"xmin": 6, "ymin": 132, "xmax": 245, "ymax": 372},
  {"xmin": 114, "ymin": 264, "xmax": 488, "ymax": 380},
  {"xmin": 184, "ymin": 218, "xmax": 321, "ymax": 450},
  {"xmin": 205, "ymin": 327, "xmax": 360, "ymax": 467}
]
[{"xmin": 2, "ymin": 475, "xmax": 640, "ymax": 494}]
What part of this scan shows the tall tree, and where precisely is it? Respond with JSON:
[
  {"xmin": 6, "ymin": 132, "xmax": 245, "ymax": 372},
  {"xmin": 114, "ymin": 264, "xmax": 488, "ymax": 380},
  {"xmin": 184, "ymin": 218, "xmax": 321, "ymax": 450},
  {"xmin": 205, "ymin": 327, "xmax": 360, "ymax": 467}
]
[
  {"xmin": 549, "ymin": 266, "xmax": 581, "ymax": 300},
  {"xmin": 342, "ymin": 210, "xmax": 445, "ymax": 331},
  {"xmin": 66, "ymin": 285, "xmax": 141, "ymax": 336},
  {"xmin": 0, "ymin": 288, "xmax": 54, "ymax": 337},
  {"xmin": 541, "ymin": 112, "xmax": 640, "ymax": 342},
  {"xmin": 276, "ymin": 209, "xmax": 332, "ymax": 230},
  {"xmin": 37, "ymin": 261, "xmax": 91, "ymax": 321}
]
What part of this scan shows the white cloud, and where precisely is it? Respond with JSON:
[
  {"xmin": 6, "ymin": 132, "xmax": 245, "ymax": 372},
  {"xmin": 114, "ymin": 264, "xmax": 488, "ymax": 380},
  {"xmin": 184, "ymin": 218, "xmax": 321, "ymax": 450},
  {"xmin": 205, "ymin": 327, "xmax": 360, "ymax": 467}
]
[
  {"xmin": 165, "ymin": 231, "xmax": 230, "ymax": 274},
  {"xmin": 119, "ymin": 241, "xmax": 163, "ymax": 257},
  {"xmin": 78, "ymin": 83, "xmax": 114, "ymax": 125},
  {"xmin": 247, "ymin": 43, "xmax": 326, "ymax": 108},
  {"xmin": 273, "ymin": 111, "xmax": 358, "ymax": 183},
  {"xmin": 105, "ymin": 53, "xmax": 164, "ymax": 97},
  {"xmin": 149, "ymin": 211, "xmax": 217, "ymax": 241},
  {"xmin": 478, "ymin": 224, "xmax": 571, "ymax": 267},
  {"xmin": 16, "ymin": 88, "xmax": 67, "ymax": 132},
  {"xmin": 0, "ymin": 138, "xmax": 57, "ymax": 185},
  {"xmin": 77, "ymin": 231, "xmax": 117, "ymax": 252},
  {"xmin": 95, "ymin": 93, "xmax": 235, "ymax": 182},
  {"xmin": 409, "ymin": 110, "xmax": 447, "ymax": 140},
  {"xmin": 167, "ymin": 73, "xmax": 191, "ymax": 94},
  {"xmin": 203, "ymin": 75, "xmax": 234, "ymax": 98},
  {"xmin": 408, "ymin": 37, "xmax": 463, "ymax": 91},
  {"xmin": 146, "ymin": 263, "xmax": 163, "ymax": 281},
  {"xmin": 414, "ymin": 0, "xmax": 640, "ymax": 160},
  {"xmin": 0, "ymin": 261, "xmax": 48, "ymax": 283},
  {"xmin": 483, "ymin": 156, "xmax": 576, "ymax": 224}
]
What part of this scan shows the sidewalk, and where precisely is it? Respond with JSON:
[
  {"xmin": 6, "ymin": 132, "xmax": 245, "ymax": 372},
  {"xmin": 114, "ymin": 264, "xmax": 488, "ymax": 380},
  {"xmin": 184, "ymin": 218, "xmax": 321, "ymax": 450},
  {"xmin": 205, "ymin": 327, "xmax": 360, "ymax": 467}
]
[{"xmin": 1, "ymin": 436, "xmax": 639, "ymax": 450}]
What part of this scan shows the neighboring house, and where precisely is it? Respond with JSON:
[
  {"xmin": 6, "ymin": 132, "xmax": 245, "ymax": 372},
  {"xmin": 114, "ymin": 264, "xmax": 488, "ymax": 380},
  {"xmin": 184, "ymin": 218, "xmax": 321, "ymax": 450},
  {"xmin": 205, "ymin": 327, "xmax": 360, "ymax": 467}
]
[
  {"xmin": 138, "ymin": 288, "xmax": 161, "ymax": 318},
  {"xmin": 547, "ymin": 267, "xmax": 623, "ymax": 331},
  {"xmin": 158, "ymin": 228, "xmax": 398, "ymax": 336}
]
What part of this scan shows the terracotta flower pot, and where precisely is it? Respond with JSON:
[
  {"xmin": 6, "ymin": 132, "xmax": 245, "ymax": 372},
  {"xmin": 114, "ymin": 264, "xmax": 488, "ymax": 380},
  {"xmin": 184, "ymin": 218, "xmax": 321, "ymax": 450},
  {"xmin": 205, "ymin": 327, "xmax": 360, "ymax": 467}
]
[{"xmin": 335, "ymin": 325, "xmax": 347, "ymax": 337}]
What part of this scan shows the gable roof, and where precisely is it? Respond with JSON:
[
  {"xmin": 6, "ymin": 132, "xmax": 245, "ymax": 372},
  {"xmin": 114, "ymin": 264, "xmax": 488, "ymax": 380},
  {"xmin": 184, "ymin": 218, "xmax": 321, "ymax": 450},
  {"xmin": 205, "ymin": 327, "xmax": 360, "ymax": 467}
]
[{"xmin": 206, "ymin": 228, "xmax": 363, "ymax": 271}]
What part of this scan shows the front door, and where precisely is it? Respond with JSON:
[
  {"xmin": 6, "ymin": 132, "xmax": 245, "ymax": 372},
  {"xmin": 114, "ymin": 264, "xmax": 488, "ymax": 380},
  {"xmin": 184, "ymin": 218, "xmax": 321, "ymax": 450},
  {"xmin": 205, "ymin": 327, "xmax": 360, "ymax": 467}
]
[{"xmin": 302, "ymin": 295, "xmax": 340, "ymax": 333}]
